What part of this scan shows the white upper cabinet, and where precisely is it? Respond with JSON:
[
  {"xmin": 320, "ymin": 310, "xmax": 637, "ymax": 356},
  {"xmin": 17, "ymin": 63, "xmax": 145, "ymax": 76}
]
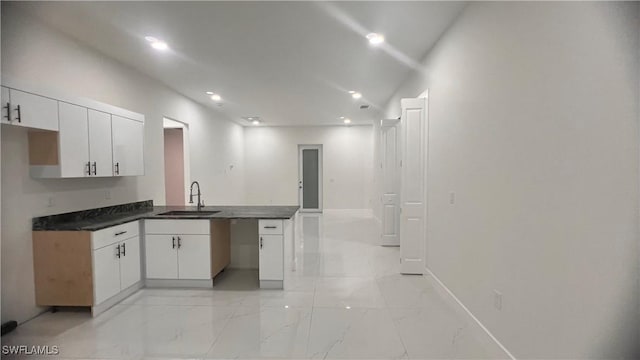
[
  {"xmin": 5, "ymin": 89, "xmax": 59, "ymax": 131},
  {"xmin": 5, "ymin": 81, "xmax": 146, "ymax": 178},
  {"xmin": 58, "ymin": 102, "xmax": 90, "ymax": 178},
  {"xmin": 1, "ymin": 87, "xmax": 9, "ymax": 122},
  {"xmin": 88, "ymin": 109, "xmax": 113, "ymax": 177},
  {"xmin": 112, "ymin": 115, "xmax": 144, "ymax": 176}
]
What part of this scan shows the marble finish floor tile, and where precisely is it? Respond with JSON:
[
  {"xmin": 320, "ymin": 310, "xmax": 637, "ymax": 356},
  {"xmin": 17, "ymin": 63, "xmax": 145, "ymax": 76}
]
[
  {"xmin": 3, "ymin": 210, "xmax": 508, "ymax": 359},
  {"xmin": 205, "ymin": 306, "xmax": 312, "ymax": 359},
  {"xmin": 306, "ymin": 307, "xmax": 407, "ymax": 359}
]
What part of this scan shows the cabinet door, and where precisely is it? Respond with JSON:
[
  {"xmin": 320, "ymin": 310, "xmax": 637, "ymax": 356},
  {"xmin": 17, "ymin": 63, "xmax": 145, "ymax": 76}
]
[
  {"xmin": 93, "ymin": 244, "xmax": 121, "ymax": 305},
  {"xmin": 119, "ymin": 237, "xmax": 141, "ymax": 290},
  {"xmin": 8, "ymin": 89, "xmax": 59, "ymax": 131},
  {"xmin": 1, "ymin": 87, "xmax": 9, "ymax": 124},
  {"xmin": 258, "ymin": 234, "xmax": 284, "ymax": 281},
  {"xmin": 177, "ymin": 235, "xmax": 211, "ymax": 280},
  {"xmin": 112, "ymin": 115, "xmax": 144, "ymax": 176},
  {"xmin": 58, "ymin": 102, "xmax": 90, "ymax": 178},
  {"xmin": 88, "ymin": 110, "xmax": 113, "ymax": 177},
  {"xmin": 145, "ymin": 235, "xmax": 178, "ymax": 279}
]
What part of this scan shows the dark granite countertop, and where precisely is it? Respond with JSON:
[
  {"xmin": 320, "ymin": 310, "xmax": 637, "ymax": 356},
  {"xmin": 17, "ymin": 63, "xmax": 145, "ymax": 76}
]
[{"xmin": 33, "ymin": 201, "xmax": 300, "ymax": 231}]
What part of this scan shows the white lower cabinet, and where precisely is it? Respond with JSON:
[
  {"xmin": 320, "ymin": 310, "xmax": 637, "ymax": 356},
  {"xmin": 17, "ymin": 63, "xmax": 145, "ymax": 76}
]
[
  {"xmin": 259, "ymin": 234, "xmax": 284, "ymax": 281},
  {"xmin": 145, "ymin": 234, "xmax": 179, "ymax": 279},
  {"xmin": 258, "ymin": 220, "xmax": 284, "ymax": 284},
  {"xmin": 119, "ymin": 236, "xmax": 142, "ymax": 289},
  {"xmin": 93, "ymin": 244, "xmax": 121, "ymax": 305},
  {"xmin": 144, "ymin": 220, "xmax": 211, "ymax": 281},
  {"xmin": 177, "ymin": 235, "xmax": 212, "ymax": 279},
  {"xmin": 91, "ymin": 221, "xmax": 142, "ymax": 305}
]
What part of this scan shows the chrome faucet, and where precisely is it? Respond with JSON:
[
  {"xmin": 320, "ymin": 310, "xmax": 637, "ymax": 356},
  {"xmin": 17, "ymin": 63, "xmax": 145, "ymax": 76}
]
[{"xmin": 189, "ymin": 181, "xmax": 204, "ymax": 211}]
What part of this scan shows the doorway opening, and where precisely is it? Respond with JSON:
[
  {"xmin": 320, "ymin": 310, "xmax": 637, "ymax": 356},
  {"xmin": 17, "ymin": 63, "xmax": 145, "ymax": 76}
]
[
  {"xmin": 298, "ymin": 144, "xmax": 323, "ymax": 212},
  {"xmin": 163, "ymin": 118, "xmax": 190, "ymax": 206}
]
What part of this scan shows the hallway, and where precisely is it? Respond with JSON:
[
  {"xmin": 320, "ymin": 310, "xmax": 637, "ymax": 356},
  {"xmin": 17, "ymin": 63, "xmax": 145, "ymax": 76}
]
[{"xmin": 3, "ymin": 211, "xmax": 508, "ymax": 359}]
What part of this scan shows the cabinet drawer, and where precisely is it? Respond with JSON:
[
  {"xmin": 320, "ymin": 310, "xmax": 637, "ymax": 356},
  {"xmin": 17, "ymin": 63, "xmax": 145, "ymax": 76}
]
[
  {"xmin": 145, "ymin": 219, "xmax": 210, "ymax": 235},
  {"xmin": 92, "ymin": 221, "xmax": 139, "ymax": 250},
  {"xmin": 258, "ymin": 219, "xmax": 283, "ymax": 235}
]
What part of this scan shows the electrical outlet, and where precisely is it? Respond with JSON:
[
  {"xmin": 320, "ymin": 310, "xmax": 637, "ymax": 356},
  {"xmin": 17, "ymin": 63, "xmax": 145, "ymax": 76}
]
[
  {"xmin": 104, "ymin": 190, "xmax": 111, "ymax": 200},
  {"xmin": 449, "ymin": 192, "xmax": 456, "ymax": 205},
  {"xmin": 47, "ymin": 196, "xmax": 55, "ymax": 207},
  {"xmin": 493, "ymin": 290, "xmax": 503, "ymax": 310}
]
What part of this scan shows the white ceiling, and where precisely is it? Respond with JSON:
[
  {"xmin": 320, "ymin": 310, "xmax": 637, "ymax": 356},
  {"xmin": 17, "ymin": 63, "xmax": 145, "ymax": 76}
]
[{"xmin": 15, "ymin": 1, "xmax": 466, "ymax": 126}]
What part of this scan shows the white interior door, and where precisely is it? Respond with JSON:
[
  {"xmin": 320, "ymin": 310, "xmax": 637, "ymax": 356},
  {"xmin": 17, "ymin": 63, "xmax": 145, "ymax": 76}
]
[
  {"xmin": 298, "ymin": 145, "xmax": 323, "ymax": 212},
  {"xmin": 400, "ymin": 98, "xmax": 427, "ymax": 274},
  {"xmin": 381, "ymin": 119, "xmax": 401, "ymax": 246}
]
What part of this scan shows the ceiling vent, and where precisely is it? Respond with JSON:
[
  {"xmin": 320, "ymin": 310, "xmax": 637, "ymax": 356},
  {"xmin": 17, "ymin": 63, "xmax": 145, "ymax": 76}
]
[{"xmin": 360, "ymin": 104, "xmax": 370, "ymax": 110}]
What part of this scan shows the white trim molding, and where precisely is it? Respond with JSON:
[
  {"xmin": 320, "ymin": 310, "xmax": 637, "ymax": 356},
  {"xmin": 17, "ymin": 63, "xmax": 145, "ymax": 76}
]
[{"xmin": 426, "ymin": 268, "xmax": 517, "ymax": 360}]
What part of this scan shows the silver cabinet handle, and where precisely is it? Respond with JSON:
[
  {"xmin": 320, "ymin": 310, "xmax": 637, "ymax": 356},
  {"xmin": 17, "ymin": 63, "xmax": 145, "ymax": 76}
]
[
  {"xmin": 116, "ymin": 244, "xmax": 121, "ymax": 258},
  {"xmin": 15, "ymin": 105, "xmax": 21, "ymax": 123},
  {"xmin": 260, "ymin": 237, "xmax": 263, "ymax": 249},
  {"xmin": 92, "ymin": 162, "xmax": 97, "ymax": 175},
  {"xmin": 86, "ymin": 161, "xmax": 91, "ymax": 176},
  {"xmin": 264, "ymin": 226, "xmax": 277, "ymax": 229},
  {"xmin": 114, "ymin": 162, "xmax": 120, "ymax": 175},
  {"xmin": 121, "ymin": 243, "xmax": 126, "ymax": 257},
  {"xmin": 114, "ymin": 231, "xmax": 127, "ymax": 236},
  {"xmin": 172, "ymin": 236, "xmax": 176, "ymax": 249},
  {"xmin": 177, "ymin": 236, "xmax": 181, "ymax": 249}
]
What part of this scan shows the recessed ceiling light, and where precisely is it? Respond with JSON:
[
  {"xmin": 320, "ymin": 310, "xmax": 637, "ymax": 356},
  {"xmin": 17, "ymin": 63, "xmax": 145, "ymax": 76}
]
[
  {"xmin": 339, "ymin": 116, "xmax": 345, "ymax": 119},
  {"xmin": 252, "ymin": 120, "xmax": 260, "ymax": 125},
  {"xmin": 351, "ymin": 92, "xmax": 362, "ymax": 99},
  {"xmin": 145, "ymin": 36, "xmax": 169, "ymax": 51},
  {"xmin": 206, "ymin": 91, "xmax": 214, "ymax": 95},
  {"xmin": 210, "ymin": 94, "xmax": 222, "ymax": 101},
  {"xmin": 348, "ymin": 91, "xmax": 356, "ymax": 94},
  {"xmin": 343, "ymin": 118, "xmax": 352, "ymax": 124},
  {"xmin": 366, "ymin": 33, "xmax": 385, "ymax": 45}
]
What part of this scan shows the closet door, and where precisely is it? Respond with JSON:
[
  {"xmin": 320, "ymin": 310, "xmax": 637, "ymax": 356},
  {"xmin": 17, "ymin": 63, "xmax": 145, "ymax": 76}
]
[{"xmin": 400, "ymin": 98, "xmax": 427, "ymax": 274}]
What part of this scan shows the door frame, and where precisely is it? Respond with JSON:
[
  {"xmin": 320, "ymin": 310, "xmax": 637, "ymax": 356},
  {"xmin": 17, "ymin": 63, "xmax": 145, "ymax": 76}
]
[
  {"xmin": 298, "ymin": 144, "xmax": 323, "ymax": 213},
  {"xmin": 163, "ymin": 117, "xmax": 190, "ymax": 205},
  {"xmin": 380, "ymin": 118, "xmax": 401, "ymax": 247}
]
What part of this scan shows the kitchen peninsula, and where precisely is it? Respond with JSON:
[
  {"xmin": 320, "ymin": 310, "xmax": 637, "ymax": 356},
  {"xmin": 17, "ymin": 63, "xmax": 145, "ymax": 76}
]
[{"xmin": 32, "ymin": 200, "xmax": 298, "ymax": 315}]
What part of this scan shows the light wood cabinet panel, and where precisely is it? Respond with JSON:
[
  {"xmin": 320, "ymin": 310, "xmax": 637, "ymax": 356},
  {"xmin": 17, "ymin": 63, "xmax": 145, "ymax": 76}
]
[
  {"xmin": 33, "ymin": 231, "xmax": 94, "ymax": 306},
  {"xmin": 211, "ymin": 219, "xmax": 231, "ymax": 278}
]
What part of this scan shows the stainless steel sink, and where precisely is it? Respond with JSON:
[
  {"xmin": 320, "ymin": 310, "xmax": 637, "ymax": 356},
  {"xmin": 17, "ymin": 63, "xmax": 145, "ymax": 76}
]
[{"xmin": 157, "ymin": 210, "xmax": 220, "ymax": 216}]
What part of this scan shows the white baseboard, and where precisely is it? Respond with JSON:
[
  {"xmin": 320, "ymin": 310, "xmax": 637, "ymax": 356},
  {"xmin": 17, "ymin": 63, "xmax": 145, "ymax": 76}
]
[{"xmin": 425, "ymin": 268, "xmax": 516, "ymax": 360}]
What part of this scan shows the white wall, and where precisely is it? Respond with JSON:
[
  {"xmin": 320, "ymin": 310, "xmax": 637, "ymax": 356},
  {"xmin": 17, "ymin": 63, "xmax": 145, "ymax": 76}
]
[
  {"xmin": 1, "ymin": 4, "xmax": 245, "ymax": 324},
  {"xmin": 382, "ymin": 2, "xmax": 640, "ymax": 358},
  {"xmin": 244, "ymin": 126, "xmax": 374, "ymax": 210}
]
